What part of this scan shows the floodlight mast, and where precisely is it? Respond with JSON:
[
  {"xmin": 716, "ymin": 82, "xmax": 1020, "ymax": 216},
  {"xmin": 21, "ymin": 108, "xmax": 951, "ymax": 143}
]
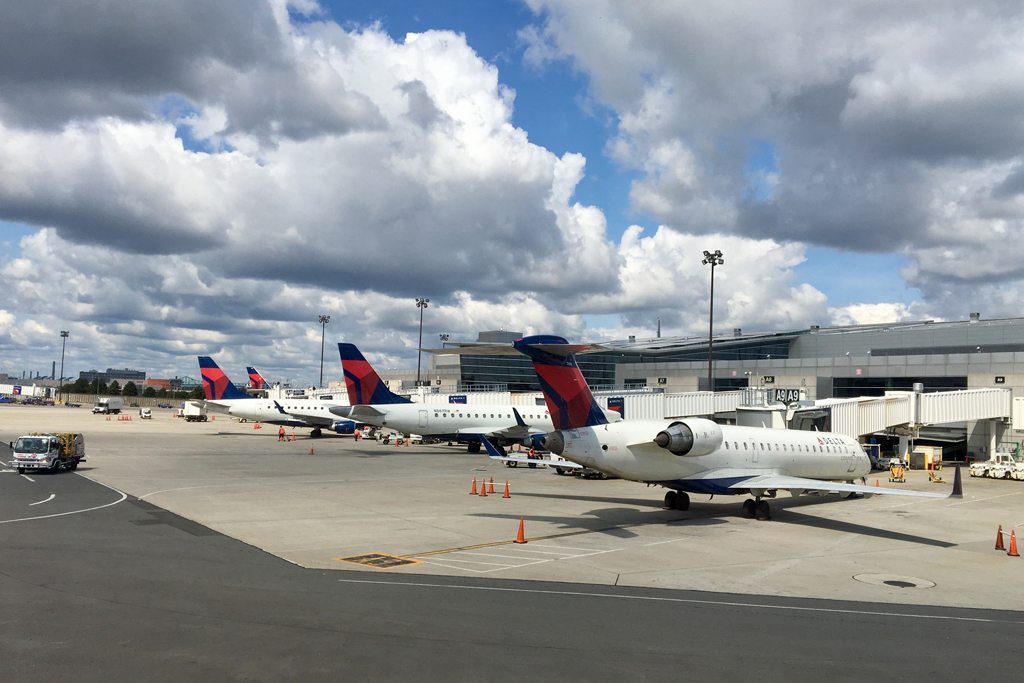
[
  {"xmin": 701, "ymin": 249, "xmax": 724, "ymax": 391},
  {"xmin": 415, "ymin": 298, "xmax": 430, "ymax": 385},
  {"xmin": 318, "ymin": 314, "xmax": 331, "ymax": 389}
]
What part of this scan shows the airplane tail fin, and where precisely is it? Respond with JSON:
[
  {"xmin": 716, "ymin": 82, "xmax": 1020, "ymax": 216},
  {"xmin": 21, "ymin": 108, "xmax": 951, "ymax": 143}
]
[
  {"xmin": 338, "ymin": 343, "xmax": 412, "ymax": 405},
  {"xmin": 513, "ymin": 335, "xmax": 609, "ymax": 430},
  {"xmin": 246, "ymin": 366, "xmax": 268, "ymax": 390},
  {"xmin": 198, "ymin": 356, "xmax": 251, "ymax": 400}
]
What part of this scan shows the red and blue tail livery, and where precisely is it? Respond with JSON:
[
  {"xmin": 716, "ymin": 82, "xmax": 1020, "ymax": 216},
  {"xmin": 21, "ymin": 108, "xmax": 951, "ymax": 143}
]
[
  {"xmin": 338, "ymin": 343, "xmax": 411, "ymax": 406},
  {"xmin": 246, "ymin": 366, "xmax": 269, "ymax": 390},
  {"xmin": 198, "ymin": 356, "xmax": 252, "ymax": 400},
  {"xmin": 513, "ymin": 335, "xmax": 609, "ymax": 430}
]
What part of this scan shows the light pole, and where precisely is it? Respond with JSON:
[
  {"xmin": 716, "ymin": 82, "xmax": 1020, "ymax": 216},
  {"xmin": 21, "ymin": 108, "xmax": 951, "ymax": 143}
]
[
  {"xmin": 702, "ymin": 249, "xmax": 724, "ymax": 392},
  {"xmin": 416, "ymin": 298, "xmax": 430, "ymax": 385},
  {"xmin": 318, "ymin": 314, "xmax": 331, "ymax": 389},
  {"xmin": 58, "ymin": 330, "xmax": 69, "ymax": 403}
]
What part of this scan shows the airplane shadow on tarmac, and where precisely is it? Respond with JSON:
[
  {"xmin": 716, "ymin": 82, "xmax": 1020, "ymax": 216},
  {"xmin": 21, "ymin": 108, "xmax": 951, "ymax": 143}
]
[
  {"xmin": 485, "ymin": 491, "xmax": 955, "ymax": 547},
  {"xmin": 472, "ymin": 506, "xmax": 729, "ymax": 539}
]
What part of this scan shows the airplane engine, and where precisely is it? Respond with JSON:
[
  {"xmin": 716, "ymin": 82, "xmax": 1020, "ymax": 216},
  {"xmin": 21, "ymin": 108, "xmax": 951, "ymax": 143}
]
[
  {"xmin": 541, "ymin": 431, "xmax": 565, "ymax": 455},
  {"xmin": 654, "ymin": 418, "xmax": 723, "ymax": 456},
  {"xmin": 332, "ymin": 420, "xmax": 356, "ymax": 434}
]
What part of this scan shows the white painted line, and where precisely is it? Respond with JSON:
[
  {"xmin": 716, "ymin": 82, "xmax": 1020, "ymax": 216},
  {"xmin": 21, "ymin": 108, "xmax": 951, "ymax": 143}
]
[
  {"xmin": 458, "ymin": 551, "xmax": 546, "ymax": 561},
  {"xmin": 29, "ymin": 494, "xmax": 55, "ymax": 506},
  {"xmin": 416, "ymin": 560, "xmax": 495, "ymax": 574},
  {"xmin": 418, "ymin": 557, "xmax": 515, "ymax": 568},
  {"xmin": 643, "ymin": 538, "xmax": 687, "ymax": 547},
  {"xmin": 485, "ymin": 547, "xmax": 586, "ymax": 557},
  {"xmin": 0, "ymin": 474, "xmax": 126, "ymax": 525},
  {"xmin": 947, "ymin": 491, "xmax": 1023, "ymax": 507},
  {"xmin": 335, "ymin": 578, "xmax": 1024, "ymax": 624},
  {"xmin": 20, "ymin": 474, "xmax": 35, "ymax": 482},
  {"xmin": 528, "ymin": 544, "xmax": 599, "ymax": 552}
]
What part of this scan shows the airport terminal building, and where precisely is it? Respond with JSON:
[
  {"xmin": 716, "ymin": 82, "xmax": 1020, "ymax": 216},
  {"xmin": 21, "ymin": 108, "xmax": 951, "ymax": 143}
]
[
  {"xmin": 404, "ymin": 316, "xmax": 1024, "ymax": 460},
  {"xmin": 425, "ymin": 315, "xmax": 1024, "ymax": 400}
]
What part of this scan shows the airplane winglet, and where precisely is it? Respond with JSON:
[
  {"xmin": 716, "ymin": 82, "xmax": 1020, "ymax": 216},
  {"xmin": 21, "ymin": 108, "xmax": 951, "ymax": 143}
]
[
  {"xmin": 479, "ymin": 436, "xmax": 504, "ymax": 459},
  {"xmin": 951, "ymin": 463, "xmax": 963, "ymax": 498},
  {"xmin": 512, "ymin": 407, "xmax": 527, "ymax": 428}
]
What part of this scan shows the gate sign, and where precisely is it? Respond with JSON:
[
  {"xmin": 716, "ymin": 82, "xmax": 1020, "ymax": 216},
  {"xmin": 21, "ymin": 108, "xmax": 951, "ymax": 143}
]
[
  {"xmin": 762, "ymin": 375, "xmax": 775, "ymax": 384},
  {"xmin": 772, "ymin": 388, "xmax": 801, "ymax": 405},
  {"xmin": 12, "ymin": 385, "xmax": 21, "ymax": 395},
  {"xmin": 448, "ymin": 395, "xmax": 467, "ymax": 404},
  {"xmin": 607, "ymin": 396, "xmax": 625, "ymax": 418}
]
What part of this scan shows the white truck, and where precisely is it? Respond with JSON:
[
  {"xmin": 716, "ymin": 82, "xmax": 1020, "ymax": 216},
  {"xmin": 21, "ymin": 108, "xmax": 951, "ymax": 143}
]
[
  {"xmin": 92, "ymin": 396, "xmax": 125, "ymax": 414},
  {"xmin": 11, "ymin": 433, "xmax": 86, "ymax": 474},
  {"xmin": 179, "ymin": 401, "xmax": 208, "ymax": 422}
]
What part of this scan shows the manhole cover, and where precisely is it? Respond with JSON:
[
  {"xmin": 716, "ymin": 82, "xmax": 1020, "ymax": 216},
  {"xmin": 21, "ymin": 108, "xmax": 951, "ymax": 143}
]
[
  {"xmin": 336, "ymin": 553, "xmax": 419, "ymax": 569},
  {"xmin": 853, "ymin": 573, "xmax": 935, "ymax": 589}
]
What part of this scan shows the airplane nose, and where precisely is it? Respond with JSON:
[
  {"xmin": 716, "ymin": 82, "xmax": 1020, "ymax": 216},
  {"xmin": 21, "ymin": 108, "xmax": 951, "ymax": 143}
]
[{"xmin": 541, "ymin": 431, "xmax": 565, "ymax": 455}]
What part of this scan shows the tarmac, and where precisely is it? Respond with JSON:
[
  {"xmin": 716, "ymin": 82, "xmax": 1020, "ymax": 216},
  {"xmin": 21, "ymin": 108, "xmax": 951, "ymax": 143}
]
[{"xmin": 4, "ymin": 404, "xmax": 1024, "ymax": 612}]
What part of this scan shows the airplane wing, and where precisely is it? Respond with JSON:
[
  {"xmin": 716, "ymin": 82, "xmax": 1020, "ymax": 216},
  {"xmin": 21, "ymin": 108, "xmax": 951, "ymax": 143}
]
[
  {"xmin": 477, "ymin": 435, "xmax": 579, "ymax": 468},
  {"xmin": 728, "ymin": 472, "xmax": 957, "ymax": 499},
  {"xmin": 337, "ymin": 405, "xmax": 385, "ymax": 421}
]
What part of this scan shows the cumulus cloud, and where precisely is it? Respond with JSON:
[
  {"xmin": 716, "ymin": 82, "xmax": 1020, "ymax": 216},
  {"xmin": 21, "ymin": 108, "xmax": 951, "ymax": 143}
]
[
  {"xmin": 524, "ymin": 0, "xmax": 1024, "ymax": 319},
  {"xmin": 7, "ymin": 0, "xmax": 999, "ymax": 382}
]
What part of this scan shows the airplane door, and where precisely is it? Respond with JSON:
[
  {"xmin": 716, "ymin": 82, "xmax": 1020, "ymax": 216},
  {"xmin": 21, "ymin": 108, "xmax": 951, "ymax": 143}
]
[{"xmin": 418, "ymin": 410, "xmax": 428, "ymax": 428}]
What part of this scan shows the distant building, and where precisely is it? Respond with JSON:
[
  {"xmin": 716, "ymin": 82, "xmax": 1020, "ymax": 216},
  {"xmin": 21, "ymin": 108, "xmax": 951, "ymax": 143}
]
[{"xmin": 79, "ymin": 368, "xmax": 146, "ymax": 384}]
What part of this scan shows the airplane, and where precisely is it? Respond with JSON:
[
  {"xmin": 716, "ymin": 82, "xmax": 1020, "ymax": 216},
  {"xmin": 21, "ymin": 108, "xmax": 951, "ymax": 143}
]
[
  {"xmin": 479, "ymin": 335, "xmax": 959, "ymax": 520},
  {"xmin": 246, "ymin": 366, "xmax": 270, "ymax": 391},
  {"xmin": 198, "ymin": 356, "xmax": 357, "ymax": 437},
  {"xmin": 329, "ymin": 342, "xmax": 621, "ymax": 452}
]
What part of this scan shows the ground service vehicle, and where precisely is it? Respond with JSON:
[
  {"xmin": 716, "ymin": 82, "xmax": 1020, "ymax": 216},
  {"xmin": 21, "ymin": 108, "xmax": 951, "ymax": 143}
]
[
  {"xmin": 12, "ymin": 433, "xmax": 86, "ymax": 473},
  {"xmin": 92, "ymin": 397, "xmax": 125, "ymax": 414},
  {"xmin": 180, "ymin": 402, "xmax": 208, "ymax": 422},
  {"xmin": 970, "ymin": 452, "xmax": 1024, "ymax": 479},
  {"xmin": 139, "ymin": 408, "xmax": 152, "ymax": 419}
]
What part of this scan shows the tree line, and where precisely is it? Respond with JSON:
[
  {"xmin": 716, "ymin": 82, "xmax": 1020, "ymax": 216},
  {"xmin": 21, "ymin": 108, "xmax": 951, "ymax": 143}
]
[{"xmin": 60, "ymin": 378, "xmax": 204, "ymax": 399}]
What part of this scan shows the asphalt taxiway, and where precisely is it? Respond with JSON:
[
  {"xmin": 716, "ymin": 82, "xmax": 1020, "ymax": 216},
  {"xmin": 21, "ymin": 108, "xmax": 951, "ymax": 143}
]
[{"xmin": 2, "ymin": 406, "xmax": 1024, "ymax": 678}]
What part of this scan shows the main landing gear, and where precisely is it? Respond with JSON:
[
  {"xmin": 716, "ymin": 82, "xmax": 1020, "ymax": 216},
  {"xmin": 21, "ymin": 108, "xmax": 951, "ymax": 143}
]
[
  {"xmin": 663, "ymin": 490, "xmax": 690, "ymax": 511},
  {"xmin": 310, "ymin": 428, "xmax": 323, "ymax": 438},
  {"xmin": 741, "ymin": 498, "xmax": 771, "ymax": 520},
  {"xmin": 467, "ymin": 441, "xmax": 481, "ymax": 454}
]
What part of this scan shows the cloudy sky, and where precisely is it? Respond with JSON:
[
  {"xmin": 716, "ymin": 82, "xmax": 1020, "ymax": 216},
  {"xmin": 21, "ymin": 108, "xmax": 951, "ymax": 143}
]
[{"xmin": 2, "ymin": 0, "xmax": 1023, "ymax": 386}]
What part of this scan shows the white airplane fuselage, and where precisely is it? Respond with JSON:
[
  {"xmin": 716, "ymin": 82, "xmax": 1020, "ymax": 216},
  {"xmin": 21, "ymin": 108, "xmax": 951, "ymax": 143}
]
[
  {"xmin": 356, "ymin": 403, "xmax": 556, "ymax": 438},
  {"xmin": 207, "ymin": 398, "xmax": 349, "ymax": 428},
  {"xmin": 556, "ymin": 419, "xmax": 871, "ymax": 494}
]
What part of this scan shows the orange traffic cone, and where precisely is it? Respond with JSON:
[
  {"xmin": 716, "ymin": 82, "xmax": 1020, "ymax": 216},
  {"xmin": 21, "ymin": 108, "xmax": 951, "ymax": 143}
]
[
  {"xmin": 996, "ymin": 525, "xmax": 1006, "ymax": 551},
  {"xmin": 488, "ymin": 477, "xmax": 495, "ymax": 494},
  {"xmin": 503, "ymin": 480, "xmax": 511, "ymax": 499},
  {"xmin": 405, "ymin": 438, "xmax": 410, "ymax": 447},
  {"xmin": 480, "ymin": 478, "xmax": 488, "ymax": 497},
  {"xmin": 469, "ymin": 477, "xmax": 477, "ymax": 495},
  {"xmin": 514, "ymin": 517, "xmax": 526, "ymax": 544},
  {"xmin": 309, "ymin": 447, "xmax": 315, "ymax": 456},
  {"xmin": 253, "ymin": 422, "xmax": 259, "ymax": 430},
  {"xmin": 1009, "ymin": 530, "xmax": 1020, "ymax": 557},
  {"xmin": 875, "ymin": 479, "xmax": 880, "ymax": 487}
]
